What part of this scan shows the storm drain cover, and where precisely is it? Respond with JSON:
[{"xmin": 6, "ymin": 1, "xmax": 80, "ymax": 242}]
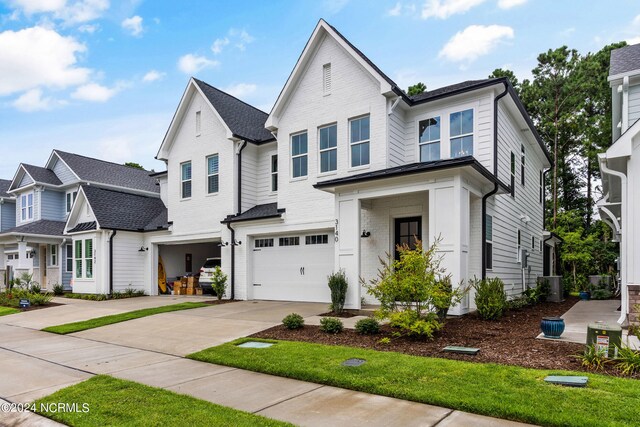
[
  {"xmin": 443, "ymin": 346, "xmax": 480, "ymax": 355},
  {"xmin": 544, "ymin": 376, "xmax": 588, "ymax": 387},
  {"xmin": 236, "ymin": 341, "xmax": 274, "ymax": 349},
  {"xmin": 342, "ymin": 358, "xmax": 366, "ymax": 367}
]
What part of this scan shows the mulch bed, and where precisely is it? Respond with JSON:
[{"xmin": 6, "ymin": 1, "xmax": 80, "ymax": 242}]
[
  {"xmin": 252, "ymin": 297, "xmax": 637, "ymax": 378},
  {"xmin": 2, "ymin": 302, "xmax": 64, "ymax": 312},
  {"xmin": 319, "ymin": 310, "xmax": 368, "ymax": 318},
  {"xmin": 201, "ymin": 299, "xmax": 236, "ymax": 306}
]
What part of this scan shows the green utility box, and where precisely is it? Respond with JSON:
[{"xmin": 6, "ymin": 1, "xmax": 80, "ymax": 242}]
[{"xmin": 586, "ymin": 321, "xmax": 622, "ymax": 358}]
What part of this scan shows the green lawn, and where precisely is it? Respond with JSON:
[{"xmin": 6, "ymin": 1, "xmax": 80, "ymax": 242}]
[
  {"xmin": 0, "ymin": 306, "xmax": 20, "ymax": 316},
  {"xmin": 189, "ymin": 338, "xmax": 640, "ymax": 427},
  {"xmin": 42, "ymin": 302, "xmax": 209, "ymax": 334},
  {"xmin": 35, "ymin": 375, "xmax": 291, "ymax": 427}
]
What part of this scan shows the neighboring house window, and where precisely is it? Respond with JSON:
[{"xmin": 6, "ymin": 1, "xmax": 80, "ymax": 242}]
[
  {"xmin": 350, "ymin": 115, "xmax": 370, "ymax": 167},
  {"xmin": 207, "ymin": 154, "xmax": 219, "ymax": 194},
  {"xmin": 255, "ymin": 238, "xmax": 274, "ymax": 248},
  {"xmin": 419, "ymin": 117, "xmax": 441, "ymax": 162},
  {"xmin": 323, "ymin": 63, "xmax": 331, "ymax": 94},
  {"xmin": 539, "ymin": 170, "xmax": 543, "ymax": 204},
  {"xmin": 66, "ymin": 191, "xmax": 78, "ymax": 213},
  {"xmin": 450, "ymin": 109, "xmax": 473, "ymax": 158},
  {"xmin": 84, "ymin": 239, "xmax": 93, "ymax": 279},
  {"xmin": 319, "ymin": 124, "xmax": 337, "ymax": 173},
  {"xmin": 510, "ymin": 152, "xmax": 516, "ymax": 197},
  {"xmin": 7, "ymin": 254, "xmax": 13, "ymax": 260},
  {"xmin": 521, "ymin": 145, "xmax": 525, "ymax": 186},
  {"xmin": 291, "ymin": 132, "xmax": 308, "ymax": 178},
  {"xmin": 517, "ymin": 229, "xmax": 522, "ymax": 262},
  {"xmin": 279, "ymin": 237, "xmax": 300, "ymax": 246},
  {"xmin": 181, "ymin": 161, "xmax": 192, "ymax": 198},
  {"xmin": 306, "ymin": 235, "xmax": 328, "ymax": 245},
  {"xmin": 21, "ymin": 193, "xmax": 33, "ymax": 221},
  {"xmin": 195, "ymin": 111, "xmax": 201, "ymax": 136},
  {"xmin": 66, "ymin": 244, "xmax": 73, "ymax": 272},
  {"xmin": 49, "ymin": 244, "xmax": 57, "ymax": 266},
  {"xmin": 271, "ymin": 155, "xmax": 278, "ymax": 192},
  {"xmin": 485, "ymin": 214, "xmax": 493, "ymax": 270},
  {"xmin": 75, "ymin": 240, "xmax": 83, "ymax": 279}
]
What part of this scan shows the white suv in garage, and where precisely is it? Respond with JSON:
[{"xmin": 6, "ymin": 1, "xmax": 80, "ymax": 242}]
[{"xmin": 198, "ymin": 257, "xmax": 221, "ymax": 294}]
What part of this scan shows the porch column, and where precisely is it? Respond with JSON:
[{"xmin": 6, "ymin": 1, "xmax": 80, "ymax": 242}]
[
  {"xmin": 17, "ymin": 240, "xmax": 28, "ymax": 269},
  {"xmin": 335, "ymin": 194, "xmax": 361, "ymax": 309}
]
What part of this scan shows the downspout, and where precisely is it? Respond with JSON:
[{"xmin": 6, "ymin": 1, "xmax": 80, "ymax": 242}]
[
  {"xmin": 226, "ymin": 222, "xmax": 235, "ymax": 300},
  {"xmin": 109, "ymin": 229, "xmax": 117, "ymax": 295},
  {"xmin": 599, "ymin": 155, "xmax": 628, "ymax": 325},
  {"xmin": 481, "ymin": 81, "xmax": 509, "ymax": 279}
]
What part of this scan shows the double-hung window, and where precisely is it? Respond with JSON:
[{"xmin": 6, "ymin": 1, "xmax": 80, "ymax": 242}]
[
  {"xmin": 350, "ymin": 115, "xmax": 370, "ymax": 167},
  {"xmin": 66, "ymin": 191, "xmax": 78, "ymax": 214},
  {"xmin": 291, "ymin": 132, "xmax": 308, "ymax": 178},
  {"xmin": 181, "ymin": 161, "xmax": 192, "ymax": 198},
  {"xmin": 510, "ymin": 152, "xmax": 516, "ymax": 197},
  {"xmin": 21, "ymin": 193, "xmax": 33, "ymax": 221},
  {"xmin": 75, "ymin": 239, "xmax": 93, "ymax": 279},
  {"xmin": 418, "ymin": 116, "xmax": 441, "ymax": 162},
  {"xmin": 66, "ymin": 244, "xmax": 73, "ymax": 272},
  {"xmin": 450, "ymin": 109, "xmax": 473, "ymax": 158},
  {"xmin": 271, "ymin": 155, "xmax": 278, "ymax": 192},
  {"xmin": 75, "ymin": 240, "xmax": 83, "ymax": 279},
  {"xmin": 206, "ymin": 154, "xmax": 219, "ymax": 194},
  {"xmin": 49, "ymin": 244, "xmax": 57, "ymax": 266},
  {"xmin": 319, "ymin": 124, "xmax": 337, "ymax": 173},
  {"xmin": 485, "ymin": 215, "xmax": 493, "ymax": 270},
  {"xmin": 521, "ymin": 145, "xmax": 526, "ymax": 186}
]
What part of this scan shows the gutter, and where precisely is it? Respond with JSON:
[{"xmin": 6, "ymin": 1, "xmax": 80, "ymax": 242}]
[{"xmin": 109, "ymin": 229, "xmax": 117, "ymax": 295}]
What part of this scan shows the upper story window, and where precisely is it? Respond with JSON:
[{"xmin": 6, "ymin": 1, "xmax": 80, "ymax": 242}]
[
  {"xmin": 419, "ymin": 116, "xmax": 441, "ymax": 162},
  {"xmin": 319, "ymin": 124, "xmax": 337, "ymax": 173},
  {"xmin": 291, "ymin": 132, "xmax": 308, "ymax": 178},
  {"xmin": 207, "ymin": 154, "xmax": 219, "ymax": 194},
  {"xmin": 323, "ymin": 63, "xmax": 331, "ymax": 95},
  {"xmin": 66, "ymin": 191, "xmax": 78, "ymax": 214},
  {"xmin": 195, "ymin": 111, "xmax": 201, "ymax": 136},
  {"xmin": 350, "ymin": 115, "xmax": 370, "ymax": 167},
  {"xmin": 510, "ymin": 152, "xmax": 516, "ymax": 197},
  {"xmin": 485, "ymin": 214, "xmax": 493, "ymax": 270},
  {"xmin": 521, "ymin": 144, "xmax": 525, "ymax": 186},
  {"xmin": 21, "ymin": 193, "xmax": 33, "ymax": 221},
  {"xmin": 181, "ymin": 161, "xmax": 192, "ymax": 198},
  {"xmin": 271, "ymin": 155, "xmax": 278, "ymax": 192},
  {"xmin": 450, "ymin": 109, "xmax": 473, "ymax": 158}
]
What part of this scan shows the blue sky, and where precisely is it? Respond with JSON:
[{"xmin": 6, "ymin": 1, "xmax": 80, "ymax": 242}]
[{"xmin": 0, "ymin": 0, "xmax": 639, "ymax": 178}]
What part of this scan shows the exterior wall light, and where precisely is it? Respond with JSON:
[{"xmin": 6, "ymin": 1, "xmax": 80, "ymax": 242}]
[{"xmin": 361, "ymin": 230, "xmax": 371, "ymax": 238}]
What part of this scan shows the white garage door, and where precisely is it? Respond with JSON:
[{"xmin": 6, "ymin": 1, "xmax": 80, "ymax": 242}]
[{"xmin": 252, "ymin": 232, "xmax": 334, "ymax": 302}]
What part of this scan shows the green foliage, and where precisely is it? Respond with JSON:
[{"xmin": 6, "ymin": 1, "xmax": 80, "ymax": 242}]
[
  {"xmin": 388, "ymin": 310, "xmax": 441, "ymax": 338},
  {"xmin": 615, "ymin": 346, "xmax": 640, "ymax": 376},
  {"xmin": 523, "ymin": 278, "xmax": 550, "ymax": 304},
  {"xmin": 506, "ymin": 295, "xmax": 530, "ymax": 311},
  {"xmin": 124, "ymin": 162, "xmax": 145, "ymax": 170},
  {"xmin": 575, "ymin": 344, "xmax": 611, "ymax": 371},
  {"xmin": 282, "ymin": 313, "xmax": 304, "ymax": 330},
  {"xmin": 65, "ymin": 293, "xmax": 108, "ymax": 301},
  {"xmin": 354, "ymin": 318, "xmax": 380, "ymax": 335},
  {"xmin": 13, "ymin": 272, "xmax": 36, "ymax": 290},
  {"xmin": 112, "ymin": 288, "xmax": 146, "ymax": 299},
  {"xmin": 52, "ymin": 283, "xmax": 65, "ymax": 296},
  {"xmin": 407, "ymin": 82, "xmax": 426, "ymax": 96},
  {"xmin": 211, "ymin": 266, "xmax": 228, "ymax": 301},
  {"xmin": 327, "ymin": 270, "xmax": 348, "ymax": 314},
  {"xmin": 628, "ymin": 323, "xmax": 639, "ymax": 339},
  {"xmin": 473, "ymin": 278, "xmax": 507, "ymax": 320},
  {"xmin": 319, "ymin": 317, "xmax": 343, "ymax": 334},
  {"xmin": 489, "ymin": 68, "xmax": 521, "ymax": 95},
  {"xmin": 377, "ymin": 337, "xmax": 391, "ymax": 345},
  {"xmin": 591, "ymin": 289, "xmax": 612, "ymax": 300},
  {"xmin": 30, "ymin": 284, "xmax": 41, "ymax": 294},
  {"xmin": 0, "ymin": 289, "xmax": 52, "ymax": 307}
]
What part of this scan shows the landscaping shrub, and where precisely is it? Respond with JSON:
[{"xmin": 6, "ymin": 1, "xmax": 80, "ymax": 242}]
[
  {"xmin": 112, "ymin": 288, "xmax": 146, "ymax": 299},
  {"xmin": 432, "ymin": 276, "xmax": 455, "ymax": 321},
  {"xmin": 282, "ymin": 313, "xmax": 304, "ymax": 330},
  {"xmin": 575, "ymin": 344, "xmax": 610, "ymax": 371},
  {"xmin": 473, "ymin": 277, "xmax": 507, "ymax": 320},
  {"xmin": 522, "ymin": 278, "xmax": 550, "ymax": 304},
  {"xmin": 388, "ymin": 310, "xmax": 441, "ymax": 338},
  {"xmin": 355, "ymin": 318, "xmax": 379, "ymax": 335},
  {"xmin": 377, "ymin": 337, "xmax": 391, "ymax": 345},
  {"xmin": 629, "ymin": 323, "xmax": 640, "ymax": 338},
  {"xmin": 52, "ymin": 284, "xmax": 65, "ymax": 296},
  {"xmin": 319, "ymin": 317, "xmax": 343, "ymax": 334},
  {"xmin": 0, "ymin": 289, "xmax": 52, "ymax": 307},
  {"xmin": 591, "ymin": 289, "xmax": 613, "ymax": 300},
  {"xmin": 615, "ymin": 346, "xmax": 640, "ymax": 376},
  {"xmin": 327, "ymin": 270, "xmax": 348, "ymax": 315},
  {"xmin": 211, "ymin": 266, "xmax": 228, "ymax": 301},
  {"xmin": 64, "ymin": 293, "xmax": 108, "ymax": 301},
  {"xmin": 506, "ymin": 295, "xmax": 530, "ymax": 311},
  {"xmin": 30, "ymin": 284, "xmax": 41, "ymax": 294}
]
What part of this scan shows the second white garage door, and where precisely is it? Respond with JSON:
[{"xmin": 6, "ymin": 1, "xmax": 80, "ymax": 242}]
[{"xmin": 252, "ymin": 232, "xmax": 334, "ymax": 302}]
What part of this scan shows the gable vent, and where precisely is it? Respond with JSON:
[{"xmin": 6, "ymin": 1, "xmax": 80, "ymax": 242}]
[{"xmin": 323, "ymin": 63, "xmax": 331, "ymax": 94}]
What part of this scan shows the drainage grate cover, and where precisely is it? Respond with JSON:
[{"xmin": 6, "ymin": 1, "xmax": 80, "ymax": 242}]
[
  {"xmin": 544, "ymin": 376, "xmax": 588, "ymax": 387},
  {"xmin": 443, "ymin": 346, "xmax": 480, "ymax": 355},
  {"xmin": 236, "ymin": 341, "xmax": 274, "ymax": 349},
  {"xmin": 342, "ymin": 358, "xmax": 366, "ymax": 367}
]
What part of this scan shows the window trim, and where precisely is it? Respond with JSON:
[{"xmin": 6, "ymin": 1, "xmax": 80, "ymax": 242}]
[
  {"xmin": 254, "ymin": 238, "xmax": 274, "ymax": 248},
  {"xmin": 485, "ymin": 214, "xmax": 493, "ymax": 270},
  {"xmin": 206, "ymin": 154, "xmax": 219, "ymax": 195},
  {"xmin": 270, "ymin": 154, "xmax": 278, "ymax": 193},
  {"xmin": 66, "ymin": 191, "xmax": 78, "ymax": 214},
  {"xmin": 21, "ymin": 192, "xmax": 34, "ymax": 222},
  {"xmin": 180, "ymin": 161, "xmax": 192, "ymax": 199},
  {"xmin": 305, "ymin": 234, "xmax": 329, "ymax": 245},
  {"xmin": 84, "ymin": 238, "xmax": 93, "ymax": 279},
  {"xmin": 318, "ymin": 123, "xmax": 338, "ymax": 175},
  {"xmin": 418, "ymin": 116, "xmax": 441, "ymax": 163},
  {"xmin": 521, "ymin": 144, "xmax": 526, "ymax": 186},
  {"xmin": 349, "ymin": 114, "xmax": 371, "ymax": 169},
  {"xmin": 517, "ymin": 229, "xmax": 522, "ymax": 263},
  {"xmin": 279, "ymin": 236, "xmax": 300, "ymax": 247},
  {"xmin": 66, "ymin": 244, "xmax": 73, "ymax": 273},
  {"xmin": 290, "ymin": 131, "xmax": 308, "ymax": 180},
  {"xmin": 510, "ymin": 152, "xmax": 516, "ymax": 197},
  {"xmin": 49, "ymin": 244, "xmax": 58, "ymax": 266},
  {"xmin": 75, "ymin": 240, "xmax": 83, "ymax": 279},
  {"xmin": 449, "ymin": 108, "xmax": 475, "ymax": 158}
]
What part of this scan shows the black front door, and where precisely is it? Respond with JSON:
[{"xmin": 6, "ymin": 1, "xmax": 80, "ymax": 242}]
[{"xmin": 394, "ymin": 217, "xmax": 422, "ymax": 260}]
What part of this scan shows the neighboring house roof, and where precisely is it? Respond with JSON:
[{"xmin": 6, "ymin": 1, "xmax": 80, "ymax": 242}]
[
  {"xmin": 610, "ymin": 44, "xmax": 640, "ymax": 76},
  {"xmin": 192, "ymin": 79, "xmax": 275, "ymax": 144},
  {"xmin": 81, "ymin": 185, "xmax": 168, "ymax": 232},
  {"xmin": 0, "ymin": 179, "xmax": 13, "ymax": 199},
  {"xmin": 0, "ymin": 220, "xmax": 66, "ymax": 237},
  {"xmin": 54, "ymin": 150, "xmax": 159, "ymax": 194},
  {"xmin": 222, "ymin": 203, "xmax": 285, "ymax": 223},
  {"xmin": 21, "ymin": 164, "xmax": 62, "ymax": 186}
]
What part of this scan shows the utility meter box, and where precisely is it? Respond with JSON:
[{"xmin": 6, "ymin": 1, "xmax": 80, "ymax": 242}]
[{"xmin": 586, "ymin": 322, "xmax": 622, "ymax": 358}]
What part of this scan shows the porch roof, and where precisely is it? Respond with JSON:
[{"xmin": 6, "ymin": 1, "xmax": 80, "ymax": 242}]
[
  {"xmin": 0, "ymin": 220, "xmax": 65, "ymax": 239},
  {"xmin": 221, "ymin": 203, "xmax": 286, "ymax": 224},
  {"xmin": 313, "ymin": 156, "xmax": 509, "ymax": 192}
]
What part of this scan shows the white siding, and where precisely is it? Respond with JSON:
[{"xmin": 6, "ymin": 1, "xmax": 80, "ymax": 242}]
[
  {"xmin": 112, "ymin": 231, "xmax": 147, "ymax": 293},
  {"xmin": 388, "ymin": 107, "xmax": 406, "ymax": 167},
  {"xmin": 628, "ymin": 84, "xmax": 640, "ymax": 124},
  {"xmin": 256, "ymin": 143, "xmax": 278, "ymax": 205},
  {"xmin": 241, "ymin": 143, "xmax": 258, "ymax": 212}
]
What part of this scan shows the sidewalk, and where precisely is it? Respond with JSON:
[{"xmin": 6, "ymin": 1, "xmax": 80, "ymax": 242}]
[{"xmin": 0, "ymin": 324, "xmax": 532, "ymax": 427}]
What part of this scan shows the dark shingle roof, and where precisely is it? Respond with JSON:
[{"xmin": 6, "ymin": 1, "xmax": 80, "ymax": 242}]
[
  {"xmin": 192, "ymin": 79, "xmax": 275, "ymax": 144},
  {"xmin": 22, "ymin": 164, "xmax": 62, "ymax": 186},
  {"xmin": 81, "ymin": 185, "xmax": 168, "ymax": 232},
  {"xmin": 0, "ymin": 220, "xmax": 66, "ymax": 237},
  {"xmin": 610, "ymin": 44, "xmax": 640, "ymax": 76},
  {"xmin": 222, "ymin": 203, "xmax": 285, "ymax": 223},
  {"xmin": 54, "ymin": 150, "xmax": 159, "ymax": 194},
  {"xmin": 67, "ymin": 221, "xmax": 97, "ymax": 233},
  {"xmin": 409, "ymin": 79, "xmax": 497, "ymax": 103},
  {"xmin": 0, "ymin": 179, "xmax": 12, "ymax": 199}
]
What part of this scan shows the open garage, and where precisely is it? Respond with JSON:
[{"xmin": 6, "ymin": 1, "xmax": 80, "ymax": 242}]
[{"xmin": 158, "ymin": 241, "xmax": 220, "ymax": 283}]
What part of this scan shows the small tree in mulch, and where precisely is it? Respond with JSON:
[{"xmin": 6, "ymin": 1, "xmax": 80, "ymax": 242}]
[
  {"xmin": 327, "ymin": 270, "xmax": 348, "ymax": 315},
  {"xmin": 211, "ymin": 266, "xmax": 228, "ymax": 301}
]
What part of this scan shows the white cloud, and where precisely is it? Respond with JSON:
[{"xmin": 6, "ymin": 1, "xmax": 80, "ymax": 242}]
[
  {"xmin": 322, "ymin": 0, "xmax": 349, "ymax": 14},
  {"xmin": 0, "ymin": 26, "xmax": 90, "ymax": 96},
  {"xmin": 71, "ymin": 82, "xmax": 119, "ymax": 102},
  {"xmin": 177, "ymin": 53, "xmax": 219, "ymax": 74},
  {"xmin": 229, "ymin": 28, "xmax": 254, "ymax": 51},
  {"xmin": 627, "ymin": 36, "xmax": 640, "ymax": 45},
  {"xmin": 9, "ymin": 0, "xmax": 66, "ymax": 14},
  {"xmin": 211, "ymin": 37, "xmax": 229, "ymax": 54},
  {"xmin": 121, "ymin": 15, "xmax": 143, "ymax": 36},
  {"xmin": 9, "ymin": 0, "xmax": 110, "ymax": 25},
  {"xmin": 421, "ymin": 0, "xmax": 486, "ymax": 19},
  {"xmin": 142, "ymin": 70, "xmax": 165, "ymax": 82},
  {"xmin": 12, "ymin": 88, "xmax": 60, "ymax": 112},
  {"xmin": 78, "ymin": 23, "xmax": 99, "ymax": 33},
  {"xmin": 439, "ymin": 25, "xmax": 514, "ymax": 63},
  {"xmin": 387, "ymin": 2, "xmax": 402, "ymax": 16},
  {"xmin": 223, "ymin": 83, "xmax": 257, "ymax": 98},
  {"xmin": 497, "ymin": 0, "xmax": 527, "ymax": 9}
]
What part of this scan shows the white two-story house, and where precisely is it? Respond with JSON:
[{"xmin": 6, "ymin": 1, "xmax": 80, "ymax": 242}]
[{"xmin": 151, "ymin": 20, "xmax": 553, "ymax": 314}]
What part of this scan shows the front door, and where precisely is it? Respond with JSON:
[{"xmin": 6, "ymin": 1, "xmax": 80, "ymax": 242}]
[{"xmin": 394, "ymin": 217, "xmax": 422, "ymax": 260}]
